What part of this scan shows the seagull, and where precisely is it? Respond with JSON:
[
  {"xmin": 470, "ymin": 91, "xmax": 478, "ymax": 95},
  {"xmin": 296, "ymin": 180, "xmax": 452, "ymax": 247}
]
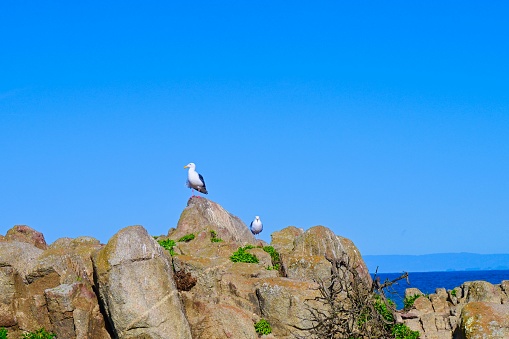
[
  {"xmin": 184, "ymin": 162, "xmax": 208, "ymax": 196},
  {"xmin": 250, "ymin": 216, "xmax": 263, "ymax": 236}
]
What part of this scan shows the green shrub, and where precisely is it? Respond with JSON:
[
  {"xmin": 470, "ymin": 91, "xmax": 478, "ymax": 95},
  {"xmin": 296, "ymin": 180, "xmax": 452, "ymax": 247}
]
[
  {"xmin": 178, "ymin": 233, "xmax": 195, "ymax": 242},
  {"xmin": 21, "ymin": 328, "xmax": 56, "ymax": 339},
  {"xmin": 0, "ymin": 327, "xmax": 7, "ymax": 339},
  {"xmin": 254, "ymin": 319, "xmax": 272, "ymax": 335},
  {"xmin": 262, "ymin": 246, "xmax": 280, "ymax": 262},
  {"xmin": 450, "ymin": 289, "xmax": 457, "ymax": 297},
  {"xmin": 374, "ymin": 295, "xmax": 394, "ymax": 324},
  {"xmin": 210, "ymin": 230, "xmax": 223, "ymax": 242},
  {"xmin": 403, "ymin": 294, "xmax": 423, "ymax": 310},
  {"xmin": 392, "ymin": 323, "xmax": 420, "ymax": 339},
  {"xmin": 262, "ymin": 246, "xmax": 282, "ymax": 271},
  {"xmin": 230, "ymin": 246, "xmax": 258, "ymax": 263},
  {"xmin": 158, "ymin": 239, "xmax": 176, "ymax": 256}
]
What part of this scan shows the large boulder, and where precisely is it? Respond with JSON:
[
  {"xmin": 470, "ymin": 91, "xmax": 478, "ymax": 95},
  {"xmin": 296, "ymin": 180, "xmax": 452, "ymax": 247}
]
[
  {"xmin": 464, "ymin": 281, "xmax": 502, "ymax": 303},
  {"xmin": 5, "ymin": 225, "xmax": 47, "ymax": 250},
  {"xmin": 92, "ymin": 225, "xmax": 192, "ymax": 339},
  {"xmin": 293, "ymin": 226, "xmax": 370, "ymax": 278},
  {"xmin": 459, "ymin": 302, "xmax": 509, "ymax": 338},
  {"xmin": 170, "ymin": 197, "xmax": 257, "ymax": 249},
  {"xmin": 270, "ymin": 226, "xmax": 304, "ymax": 255},
  {"xmin": 276, "ymin": 226, "xmax": 371, "ymax": 287},
  {"xmin": 0, "ymin": 241, "xmax": 56, "ymax": 335},
  {"xmin": 40, "ymin": 236, "xmax": 104, "ymax": 285},
  {"xmin": 0, "ymin": 233, "xmax": 111, "ymax": 338},
  {"xmin": 0, "ymin": 241, "xmax": 44, "ymax": 282},
  {"xmin": 45, "ymin": 282, "xmax": 111, "ymax": 339},
  {"xmin": 256, "ymin": 278, "xmax": 321, "ymax": 338}
]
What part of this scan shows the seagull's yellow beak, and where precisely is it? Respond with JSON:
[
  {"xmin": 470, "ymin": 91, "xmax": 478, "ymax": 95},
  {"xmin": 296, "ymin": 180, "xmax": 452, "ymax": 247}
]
[{"xmin": 184, "ymin": 165, "xmax": 188, "ymax": 168}]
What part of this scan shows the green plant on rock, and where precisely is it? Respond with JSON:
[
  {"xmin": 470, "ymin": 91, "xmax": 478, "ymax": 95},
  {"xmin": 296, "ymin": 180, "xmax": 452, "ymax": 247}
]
[
  {"xmin": 21, "ymin": 328, "xmax": 56, "ymax": 339},
  {"xmin": 262, "ymin": 246, "xmax": 280, "ymax": 262},
  {"xmin": 158, "ymin": 238, "xmax": 176, "ymax": 256},
  {"xmin": 262, "ymin": 246, "xmax": 282, "ymax": 271},
  {"xmin": 178, "ymin": 233, "xmax": 195, "ymax": 242},
  {"xmin": 0, "ymin": 327, "xmax": 7, "ymax": 339},
  {"xmin": 210, "ymin": 230, "xmax": 223, "ymax": 242},
  {"xmin": 374, "ymin": 294, "xmax": 395, "ymax": 329},
  {"xmin": 356, "ymin": 295, "xmax": 395, "ymax": 328},
  {"xmin": 254, "ymin": 319, "xmax": 272, "ymax": 335},
  {"xmin": 230, "ymin": 245, "xmax": 258, "ymax": 263},
  {"xmin": 450, "ymin": 289, "xmax": 457, "ymax": 297},
  {"xmin": 403, "ymin": 294, "xmax": 423, "ymax": 310},
  {"xmin": 392, "ymin": 323, "xmax": 420, "ymax": 339}
]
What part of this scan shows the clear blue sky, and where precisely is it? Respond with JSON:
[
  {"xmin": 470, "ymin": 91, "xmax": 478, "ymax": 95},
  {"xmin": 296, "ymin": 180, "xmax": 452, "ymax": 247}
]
[{"xmin": 1, "ymin": 1, "xmax": 508, "ymax": 255}]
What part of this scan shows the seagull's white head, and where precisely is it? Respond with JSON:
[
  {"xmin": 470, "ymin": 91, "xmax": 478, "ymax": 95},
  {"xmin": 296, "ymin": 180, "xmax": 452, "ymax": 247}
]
[
  {"xmin": 184, "ymin": 162, "xmax": 196, "ymax": 170},
  {"xmin": 255, "ymin": 216, "xmax": 260, "ymax": 221}
]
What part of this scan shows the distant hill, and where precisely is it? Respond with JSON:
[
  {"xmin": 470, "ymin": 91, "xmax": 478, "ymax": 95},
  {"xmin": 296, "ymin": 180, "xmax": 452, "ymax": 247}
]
[{"xmin": 363, "ymin": 253, "xmax": 509, "ymax": 273}]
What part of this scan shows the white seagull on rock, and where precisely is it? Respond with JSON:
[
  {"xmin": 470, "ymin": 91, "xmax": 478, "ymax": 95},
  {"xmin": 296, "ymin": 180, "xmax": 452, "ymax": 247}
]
[
  {"xmin": 184, "ymin": 162, "xmax": 208, "ymax": 196},
  {"xmin": 250, "ymin": 216, "xmax": 263, "ymax": 236}
]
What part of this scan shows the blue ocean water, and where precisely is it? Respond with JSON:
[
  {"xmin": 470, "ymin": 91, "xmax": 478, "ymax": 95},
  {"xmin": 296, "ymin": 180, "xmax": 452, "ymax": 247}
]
[{"xmin": 371, "ymin": 270, "xmax": 509, "ymax": 310}]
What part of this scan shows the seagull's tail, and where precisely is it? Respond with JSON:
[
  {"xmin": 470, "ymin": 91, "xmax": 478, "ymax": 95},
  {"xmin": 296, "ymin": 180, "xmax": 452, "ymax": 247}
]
[{"xmin": 198, "ymin": 187, "xmax": 208, "ymax": 194}]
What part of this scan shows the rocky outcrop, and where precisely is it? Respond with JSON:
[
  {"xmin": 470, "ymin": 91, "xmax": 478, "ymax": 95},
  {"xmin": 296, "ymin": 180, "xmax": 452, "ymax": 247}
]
[
  {"xmin": 171, "ymin": 197, "xmax": 257, "ymax": 246},
  {"xmin": 170, "ymin": 198, "xmax": 371, "ymax": 338},
  {"xmin": 401, "ymin": 280, "xmax": 509, "ymax": 339},
  {"xmin": 2, "ymin": 199, "xmax": 508, "ymax": 339},
  {"xmin": 0, "ymin": 232, "xmax": 110, "ymax": 339},
  {"xmin": 274, "ymin": 225, "xmax": 371, "ymax": 285},
  {"xmin": 92, "ymin": 226, "xmax": 192, "ymax": 339},
  {"xmin": 0, "ymin": 197, "xmax": 426, "ymax": 338}
]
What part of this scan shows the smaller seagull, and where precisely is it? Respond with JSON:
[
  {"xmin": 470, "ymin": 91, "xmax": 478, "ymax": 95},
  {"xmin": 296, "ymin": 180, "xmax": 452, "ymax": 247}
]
[
  {"xmin": 184, "ymin": 162, "xmax": 208, "ymax": 196},
  {"xmin": 250, "ymin": 216, "xmax": 263, "ymax": 236}
]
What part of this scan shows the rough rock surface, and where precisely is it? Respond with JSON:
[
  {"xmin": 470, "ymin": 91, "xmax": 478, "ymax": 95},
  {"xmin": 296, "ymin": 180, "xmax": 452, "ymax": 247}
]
[
  {"xmin": 45, "ymin": 282, "xmax": 110, "ymax": 339},
  {"xmin": 4, "ymin": 225, "xmax": 48, "ymax": 250},
  {"xmin": 459, "ymin": 302, "xmax": 509, "ymax": 338},
  {"xmin": 256, "ymin": 278, "xmax": 321, "ymax": 337},
  {"xmin": 171, "ymin": 197, "xmax": 257, "ymax": 245},
  {"xmin": 92, "ymin": 226, "xmax": 192, "ymax": 339},
  {"xmin": 288, "ymin": 225, "xmax": 371, "ymax": 284}
]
